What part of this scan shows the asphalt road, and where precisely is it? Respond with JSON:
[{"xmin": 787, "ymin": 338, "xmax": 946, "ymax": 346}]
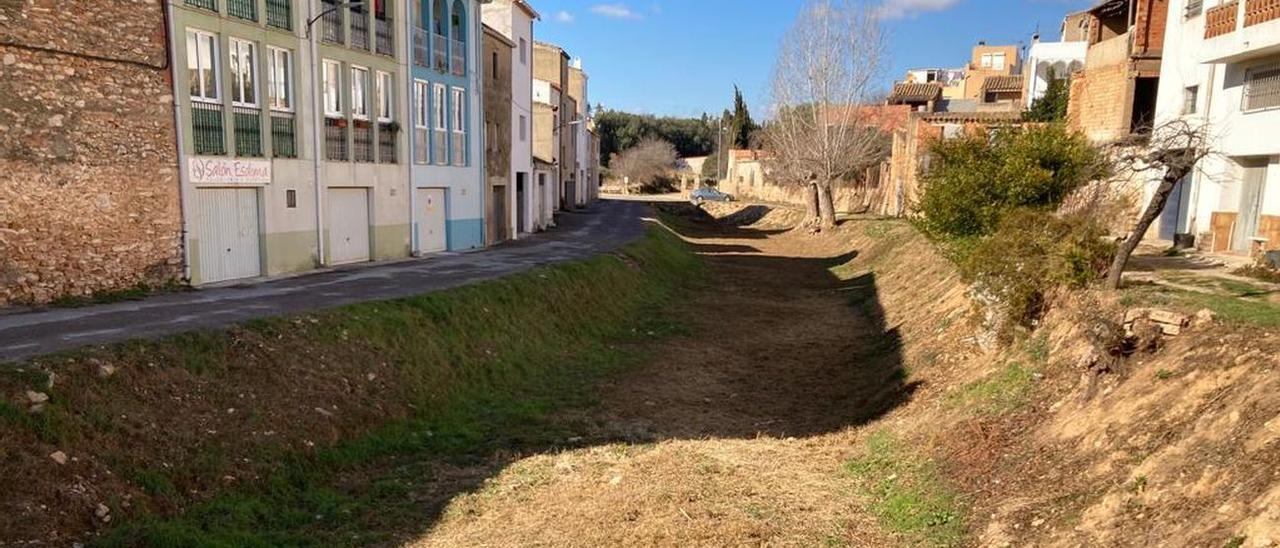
[{"xmin": 0, "ymin": 199, "xmax": 651, "ymax": 363}]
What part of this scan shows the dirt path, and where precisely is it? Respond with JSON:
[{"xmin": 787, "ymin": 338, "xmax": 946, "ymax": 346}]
[{"xmin": 410, "ymin": 213, "xmax": 909, "ymax": 546}]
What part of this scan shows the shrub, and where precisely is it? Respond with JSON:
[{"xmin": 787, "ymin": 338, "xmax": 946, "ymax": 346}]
[
  {"xmin": 915, "ymin": 124, "xmax": 1109, "ymax": 242},
  {"xmin": 962, "ymin": 209, "xmax": 1115, "ymax": 336}
]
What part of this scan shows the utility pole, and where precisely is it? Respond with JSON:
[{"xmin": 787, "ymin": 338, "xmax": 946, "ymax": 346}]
[{"xmin": 716, "ymin": 122, "xmax": 724, "ymax": 186}]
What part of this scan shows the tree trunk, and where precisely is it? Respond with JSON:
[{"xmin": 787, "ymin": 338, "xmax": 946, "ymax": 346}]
[
  {"xmin": 801, "ymin": 182, "xmax": 820, "ymax": 229},
  {"xmin": 817, "ymin": 180, "xmax": 838, "ymax": 229},
  {"xmin": 1106, "ymin": 168, "xmax": 1189, "ymax": 290}
]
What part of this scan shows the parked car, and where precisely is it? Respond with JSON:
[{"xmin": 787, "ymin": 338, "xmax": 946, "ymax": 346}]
[{"xmin": 690, "ymin": 187, "xmax": 734, "ymax": 205}]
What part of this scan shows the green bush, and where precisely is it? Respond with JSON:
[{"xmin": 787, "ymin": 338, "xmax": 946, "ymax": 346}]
[
  {"xmin": 915, "ymin": 124, "xmax": 1108, "ymax": 242},
  {"xmin": 962, "ymin": 209, "xmax": 1115, "ymax": 334}
]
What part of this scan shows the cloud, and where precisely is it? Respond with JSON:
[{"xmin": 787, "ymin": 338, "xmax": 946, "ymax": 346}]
[
  {"xmin": 874, "ymin": 0, "xmax": 961, "ymax": 20},
  {"xmin": 590, "ymin": 3, "xmax": 643, "ymax": 19},
  {"xmin": 553, "ymin": 10, "xmax": 575, "ymax": 23}
]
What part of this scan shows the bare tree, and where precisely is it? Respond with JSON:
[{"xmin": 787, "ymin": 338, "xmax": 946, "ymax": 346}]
[
  {"xmin": 610, "ymin": 139, "xmax": 678, "ymax": 194},
  {"xmin": 1106, "ymin": 120, "xmax": 1215, "ymax": 289},
  {"xmin": 762, "ymin": 0, "xmax": 886, "ymax": 230}
]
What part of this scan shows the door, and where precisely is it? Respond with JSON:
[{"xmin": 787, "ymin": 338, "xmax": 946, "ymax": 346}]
[
  {"xmin": 192, "ymin": 187, "xmax": 262, "ymax": 284},
  {"xmin": 1158, "ymin": 176, "xmax": 1190, "ymax": 241},
  {"xmin": 490, "ymin": 185, "xmax": 508, "ymax": 244},
  {"xmin": 328, "ymin": 188, "xmax": 371, "ymax": 265},
  {"xmin": 417, "ymin": 188, "xmax": 447, "ymax": 253},
  {"xmin": 1234, "ymin": 160, "xmax": 1268, "ymax": 252},
  {"xmin": 516, "ymin": 173, "xmax": 527, "ymax": 233},
  {"xmin": 563, "ymin": 180, "xmax": 576, "ymax": 210}
]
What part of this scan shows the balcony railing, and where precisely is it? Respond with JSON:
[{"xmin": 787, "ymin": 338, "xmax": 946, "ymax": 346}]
[
  {"xmin": 353, "ymin": 120, "xmax": 375, "ymax": 162},
  {"xmin": 192, "ymin": 102, "xmax": 226, "ymax": 155},
  {"xmin": 413, "ymin": 128, "xmax": 429, "ymax": 163},
  {"xmin": 1246, "ymin": 0, "xmax": 1280, "ymax": 26},
  {"xmin": 325, "ymin": 118, "xmax": 349, "ymax": 161},
  {"xmin": 185, "ymin": 0, "xmax": 217, "ymax": 11},
  {"xmin": 1206, "ymin": 1, "xmax": 1240, "ymax": 37},
  {"xmin": 351, "ymin": 9, "xmax": 370, "ymax": 51},
  {"xmin": 378, "ymin": 123, "xmax": 397, "ymax": 164},
  {"xmin": 321, "ymin": 1, "xmax": 344, "ymax": 44},
  {"xmin": 450, "ymin": 132, "xmax": 464, "ymax": 166},
  {"xmin": 266, "ymin": 0, "xmax": 292, "ymax": 30},
  {"xmin": 228, "ymin": 0, "xmax": 257, "ymax": 21},
  {"xmin": 271, "ymin": 112, "xmax": 297, "ymax": 158},
  {"xmin": 433, "ymin": 128, "xmax": 447, "ymax": 164},
  {"xmin": 412, "ymin": 27, "xmax": 429, "ymax": 67},
  {"xmin": 433, "ymin": 33, "xmax": 448, "ymax": 72},
  {"xmin": 450, "ymin": 38, "xmax": 465, "ymax": 76},
  {"xmin": 376, "ymin": 18, "xmax": 394, "ymax": 56},
  {"xmin": 233, "ymin": 106, "xmax": 263, "ymax": 157}
]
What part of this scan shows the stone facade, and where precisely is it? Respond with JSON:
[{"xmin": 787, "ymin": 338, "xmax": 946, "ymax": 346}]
[
  {"xmin": 483, "ymin": 25, "xmax": 514, "ymax": 244},
  {"xmin": 0, "ymin": 0, "xmax": 182, "ymax": 305}
]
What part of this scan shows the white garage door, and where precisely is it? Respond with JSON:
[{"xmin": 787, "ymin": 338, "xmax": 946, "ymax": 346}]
[
  {"xmin": 328, "ymin": 188, "xmax": 371, "ymax": 265},
  {"xmin": 417, "ymin": 188, "xmax": 447, "ymax": 254},
  {"xmin": 192, "ymin": 188, "xmax": 262, "ymax": 284}
]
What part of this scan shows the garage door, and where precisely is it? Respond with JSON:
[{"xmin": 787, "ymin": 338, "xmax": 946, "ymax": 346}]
[
  {"xmin": 328, "ymin": 188, "xmax": 371, "ymax": 265},
  {"xmin": 417, "ymin": 188, "xmax": 447, "ymax": 254},
  {"xmin": 192, "ymin": 188, "xmax": 262, "ymax": 284}
]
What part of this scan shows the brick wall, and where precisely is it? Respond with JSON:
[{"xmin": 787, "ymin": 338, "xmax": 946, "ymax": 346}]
[
  {"xmin": 1133, "ymin": 0, "xmax": 1170, "ymax": 56},
  {"xmin": 1068, "ymin": 61, "xmax": 1133, "ymax": 143},
  {"xmin": 0, "ymin": 0, "xmax": 182, "ymax": 305}
]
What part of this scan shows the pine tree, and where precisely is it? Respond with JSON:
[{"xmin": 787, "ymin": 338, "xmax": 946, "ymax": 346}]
[{"xmin": 1025, "ymin": 69, "xmax": 1070, "ymax": 122}]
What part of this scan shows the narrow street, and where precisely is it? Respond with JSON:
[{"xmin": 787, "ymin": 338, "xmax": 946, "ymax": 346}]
[{"xmin": 0, "ymin": 200, "xmax": 647, "ymax": 363}]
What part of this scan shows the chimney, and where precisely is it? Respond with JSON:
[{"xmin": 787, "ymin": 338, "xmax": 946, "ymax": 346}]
[{"xmin": 978, "ymin": 40, "xmax": 986, "ymax": 46}]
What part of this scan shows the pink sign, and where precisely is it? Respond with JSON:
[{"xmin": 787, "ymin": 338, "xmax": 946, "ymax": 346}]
[{"xmin": 189, "ymin": 157, "xmax": 272, "ymax": 185}]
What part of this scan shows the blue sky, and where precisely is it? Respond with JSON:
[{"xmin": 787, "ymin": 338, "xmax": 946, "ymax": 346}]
[{"xmin": 530, "ymin": 0, "xmax": 1094, "ymax": 118}]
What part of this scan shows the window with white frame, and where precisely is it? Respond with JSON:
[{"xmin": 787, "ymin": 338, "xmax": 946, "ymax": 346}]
[
  {"xmin": 980, "ymin": 53, "xmax": 992, "ymax": 68},
  {"xmin": 351, "ymin": 66, "xmax": 371, "ymax": 119},
  {"xmin": 433, "ymin": 83, "xmax": 447, "ymax": 164},
  {"xmin": 267, "ymin": 46, "xmax": 294, "ymax": 111},
  {"xmin": 229, "ymin": 38, "xmax": 258, "ymax": 106},
  {"xmin": 433, "ymin": 84, "xmax": 446, "ymax": 130},
  {"xmin": 413, "ymin": 80, "xmax": 429, "ymax": 164},
  {"xmin": 376, "ymin": 70, "xmax": 393, "ymax": 122},
  {"xmin": 186, "ymin": 29, "xmax": 220, "ymax": 102},
  {"xmin": 992, "ymin": 53, "xmax": 1005, "ymax": 71},
  {"xmin": 322, "ymin": 59, "xmax": 342, "ymax": 117},
  {"xmin": 1182, "ymin": 85, "xmax": 1199, "ymax": 115},
  {"xmin": 1243, "ymin": 64, "xmax": 1280, "ymax": 112},
  {"xmin": 451, "ymin": 87, "xmax": 466, "ymax": 165}
]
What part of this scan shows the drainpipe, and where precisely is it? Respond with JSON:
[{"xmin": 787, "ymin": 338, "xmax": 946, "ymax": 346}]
[
  {"xmin": 308, "ymin": 0, "xmax": 327, "ymax": 266},
  {"xmin": 162, "ymin": 0, "xmax": 193, "ymax": 283}
]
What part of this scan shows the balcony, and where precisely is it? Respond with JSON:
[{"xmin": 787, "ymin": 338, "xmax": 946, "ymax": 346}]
[
  {"xmin": 184, "ymin": 0, "xmax": 217, "ymax": 11},
  {"xmin": 271, "ymin": 112, "xmax": 297, "ymax": 158},
  {"xmin": 233, "ymin": 106, "xmax": 263, "ymax": 157},
  {"xmin": 433, "ymin": 33, "xmax": 448, "ymax": 73},
  {"xmin": 378, "ymin": 123, "xmax": 397, "ymax": 164},
  {"xmin": 191, "ymin": 103, "xmax": 226, "ymax": 156},
  {"xmin": 450, "ymin": 38, "xmax": 465, "ymax": 76},
  {"xmin": 228, "ymin": 0, "xmax": 257, "ymax": 21},
  {"xmin": 325, "ymin": 118, "xmax": 349, "ymax": 161},
  {"xmin": 376, "ymin": 18, "xmax": 394, "ymax": 57},
  {"xmin": 433, "ymin": 128, "xmax": 447, "ymax": 164},
  {"xmin": 412, "ymin": 27, "xmax": 429, "ymax": 67},
  {"xmin": 451, "ymin": 132, "xmax": 465, "ymax": 166},
  {"xmin": 321, "ymin": 1, "xmax": 344, "ymax": 44},
  {"xmin": 266, "ymin": 0, "xmax": 292, "ymax": 30},
  {"xmin": 351, "ymin": 9, "xmax": 370, "ymax": 51},
  {"xmin": 353, "ymin": 120, "xmax": 375, "ymax": 162},
  {"xmin": 1202, "ymin": 0, "xmax": 1280, "ymax": 63},
  {"xmin": 413, "ymin": 128, "xmax": 429, "ymax": 164}
]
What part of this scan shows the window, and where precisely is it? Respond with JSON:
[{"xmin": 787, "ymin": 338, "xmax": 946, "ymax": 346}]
[
  {"xmin": 322, "ymin": 59, "xmax": 342, "ymax": 117},
  {"xmin": 433, "ymin": 83, "xmax": 447, "ymax": 164},
  {"xmin": 286, "ymin": 189, "xmax": 297, "ymax": 208},
  {"xmin": 351, "ymin": 66, "xmax": 370, "ymax": 119},
  {"xmin": 519, "ymin": 114, "xmax": 527, "ymax": 142},
  {"xmin": 492, "ymin": 51, "xmax": 499, "ymax": 78},
  {"xmin": 992, "ymin": 53, "xmax": 1006, "ymax": 71},
  {"xmin": 519, "ymin": 38, "xmax": 527, "ymax": 65},
  {"xmin": 229, "ymin": 38, "xmax": 258, "ymax": 106},
  {"xmin": 451, "ymin": 87, "xmax": 466, "ymax": 165},
  {"xmin": 267, "ymin": 46, "xmax": 293, "ymax": 111},
  {"xmin": 1183, "ymin": 85, "xmax": 1199, "ymax": 115},
  {"xmin": 980, "ymin": 53, "xmax": 992, "ymax": 68},
  {"xmin": 186, "ymin": 29, "xmax": 220, "ymax": 102},
  {"xmin": 1243, "ymin": 65, "xmax": 1280, "ymax": 112},
  {"xmin": 433, "ymin": 84, "xmax": 447, "ymax": 130},
  {"xmin": 1185, "ymin": 0, "xmax": 1203, "ymax": 17},
  {"xmin": 414, "ymin": 80, "xmax": 430, "ymax": 164},
  {"xmin": 376, "ymin": 70, "xmax": 393, "ymax": 122}
]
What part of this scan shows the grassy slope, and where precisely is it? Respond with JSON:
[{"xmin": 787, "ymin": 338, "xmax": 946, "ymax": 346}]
[{"xmin": 1, "ymin": 225, "xmax": 701, "ymax": 546}]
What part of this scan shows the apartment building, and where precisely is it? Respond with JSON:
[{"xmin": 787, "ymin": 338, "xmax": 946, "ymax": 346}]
[
  {"xmin": 408, "ymin": 0, "xmax": 486, "ymax": 253},
  {"xmin": 533, "ymin": 41, "xmax": 575, "ymax": 210},
  {"xmin": 962, "ymin": 43, "xmax": 1022, "ymax": 102},
  {"xmin": 1149, "ymin": 0, "xmax": 1280, "ymax": 253},
  {"xmin": 0, "ymin": 0, "xmax": 183, "ymax": 305},
  {"xmin": 1068, "ymin": 0, "xmax": 1170, "ymax": 143},
  {"xmin": 482, "ymin": 24, "xmax": 515, "ymax": 245},
  {"xmin": 482, "ymin": 0, "xmax": 543, "ymax": 234},
  {"xmin": 568, "ymin": 61, "xmax": 595, "ymax": 207}
]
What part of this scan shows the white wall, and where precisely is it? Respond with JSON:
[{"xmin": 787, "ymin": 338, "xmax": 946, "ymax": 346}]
[{"xmin": 482, "ymin": 0, "xmax": 536, "ymax": 235}]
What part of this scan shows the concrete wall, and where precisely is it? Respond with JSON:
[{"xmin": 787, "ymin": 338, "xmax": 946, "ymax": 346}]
[{"xmin": 0, "ymin": 0, "xmax": 183, "ymax": 305}]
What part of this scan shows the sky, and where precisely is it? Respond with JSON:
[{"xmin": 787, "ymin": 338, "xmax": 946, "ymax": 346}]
[{"xmin": 529, "ymin": 0, "xmax": 1095, "ymax": 119}]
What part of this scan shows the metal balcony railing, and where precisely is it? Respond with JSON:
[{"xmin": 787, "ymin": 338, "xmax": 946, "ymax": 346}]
[
  {"xmin": 351, "ymin": 9, "xmax": 370, "ymax": 51},
  {"xmin": 378, "ymin": 123, "xmax": 397, "ymax": 163},
  {"xmin": 413, "ymin": 27, "xmax": 429, "ymax": 67},
  {"xmin": 450, "ymin": 38, "xmax": 465, "ymax": 76},
  {"xmin": 1206, "ymin": 1, "xmax": 1239, "ymax": 37},
  {"xmin": 353, "ymin": 120, "xmax": 375, "ymax": 162},
  {"xmin": 325, "ymin": 118, "xmax": 349, "ymax": 161},
  {"xmin": 271, "ymin": 112, "xmax": 297, "ymax": 158},
  {"xmin": 185, "ymin": 0, "xmax": 217, "ymax": 11},
  {"xmin": 413, "ymin": 128, "xmax": 429, "ymax": 164},
  {"xmin": 233, "ymin": 106, "xmax": 263, "ymax": 157},
  {"xmin": 191, "ymin": 103, "xmax": 226, "ymax": 155},
  {"xmin": 376, "ymin": 18, "xmax": 394, "ymax": 56},
  {"xmin": 228, "ymin": 0, "xmax": 257, "ymax": 21},
  {"xmin": 433, "ymin": 128, "xmax": 447, "ymax": 164},
  {"xmin": 1246, "ymin": 0, "xmax": 1280, "ymax": 26},
  {"xmin": 433, "ymin": 33, "xmax": 448, "ymax": 72},
  {"xmin": 321, "ymin": 1, "xmax": 344, "ymax": 44},
  {"xmin": 266, "ymin": 0, "xmax": 292, "ymax": 30}
]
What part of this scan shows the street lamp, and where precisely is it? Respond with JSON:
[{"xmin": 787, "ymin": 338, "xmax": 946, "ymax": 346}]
[{"xmin": 304, "ymin": 0, "xmax": 364, "ymax": 265}]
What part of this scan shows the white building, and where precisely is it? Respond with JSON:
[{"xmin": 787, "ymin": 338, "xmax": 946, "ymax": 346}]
[
  {"xmin": 1023, "ymin": 37, "xmax": 1086, "ymax": 108},
  {"xmin": 569, "ymin": 60, "xmax": 592, "ymax": 207},
  {"xmin": 1150, "ymin": 0, "xmax": 1280, "ymax": 254},
  {"xmin": 532, "ymin": 77, "xmax": 560, "ymax": 227},
  {"xmin": 482, "ymin": 0, "xmax": 541, "ymax": 236}
]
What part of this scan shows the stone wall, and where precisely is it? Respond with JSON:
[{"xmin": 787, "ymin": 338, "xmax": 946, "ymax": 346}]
[{"xmin": 0, "ymin": 0, "xmax": 182, "ymax": 305}]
